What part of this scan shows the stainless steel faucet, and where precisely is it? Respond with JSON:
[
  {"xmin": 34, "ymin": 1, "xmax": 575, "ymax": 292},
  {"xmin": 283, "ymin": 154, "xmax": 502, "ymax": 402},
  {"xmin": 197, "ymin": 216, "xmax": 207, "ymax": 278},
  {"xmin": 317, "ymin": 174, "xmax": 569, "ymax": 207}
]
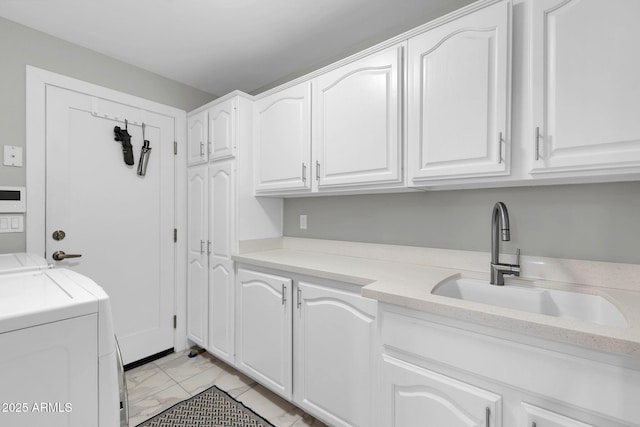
[{"xmin": 490, "ymin": 201, "xmax": 520, "ymax": 285}]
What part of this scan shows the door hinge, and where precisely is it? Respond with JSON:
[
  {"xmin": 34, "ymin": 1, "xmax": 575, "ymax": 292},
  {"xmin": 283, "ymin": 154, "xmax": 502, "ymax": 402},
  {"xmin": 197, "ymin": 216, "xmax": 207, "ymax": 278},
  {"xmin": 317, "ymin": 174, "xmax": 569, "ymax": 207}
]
[
  {"xmin": 173, "ymin": 228, "xmax": 177, "ymax": 242},
  {"xmin": 174, "ymin": 141, "xmax": 177, "ymax": 155},
  {"xmin": 173, "ymin": 315, "xmax": 177, "ymax": 329}
]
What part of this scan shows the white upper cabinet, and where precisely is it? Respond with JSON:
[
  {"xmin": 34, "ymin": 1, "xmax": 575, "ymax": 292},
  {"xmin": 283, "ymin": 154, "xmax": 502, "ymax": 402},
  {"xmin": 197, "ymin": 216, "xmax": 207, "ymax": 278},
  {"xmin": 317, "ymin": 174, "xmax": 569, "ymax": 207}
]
[
  {"xmin": 530, "ymin": 0, "xmax": 640, "ymax": 176},
  {"xmin": 207, "ymin": 98, "xmax": 236, "ymax": 161},
  {"xmin": 254, "ymin": 82, "xmax": 312, "ymax": 194},
  {"xmin": 408, "ymin": 0, "xmax": 511, "ymax": 184},
  {"xmin": 188, "ymin": 110, "xmax": 207, "ymax": 166},
  {"xmin": 313, "ymin": 44, "xmax": 403, "ymax": 190}
]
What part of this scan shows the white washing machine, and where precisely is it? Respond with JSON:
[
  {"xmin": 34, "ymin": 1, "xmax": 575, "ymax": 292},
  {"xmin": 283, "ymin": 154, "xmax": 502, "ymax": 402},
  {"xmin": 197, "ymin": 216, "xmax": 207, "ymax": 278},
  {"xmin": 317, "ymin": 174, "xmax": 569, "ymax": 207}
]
[
  {"xmin": 0, "ymin": 254, "xmax": 128, "ymax": 427},
  {"xmin": 0, "ymin": 252, "xmax": 49, "ymax": 273}
]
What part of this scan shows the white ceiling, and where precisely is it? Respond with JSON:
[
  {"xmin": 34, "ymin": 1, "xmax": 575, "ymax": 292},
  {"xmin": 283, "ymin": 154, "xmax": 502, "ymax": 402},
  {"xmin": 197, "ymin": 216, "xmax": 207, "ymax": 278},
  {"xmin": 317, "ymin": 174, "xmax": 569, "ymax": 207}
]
[{"xmin": 0, "ymin": 0, "xmax": 475, "ymax": 96}]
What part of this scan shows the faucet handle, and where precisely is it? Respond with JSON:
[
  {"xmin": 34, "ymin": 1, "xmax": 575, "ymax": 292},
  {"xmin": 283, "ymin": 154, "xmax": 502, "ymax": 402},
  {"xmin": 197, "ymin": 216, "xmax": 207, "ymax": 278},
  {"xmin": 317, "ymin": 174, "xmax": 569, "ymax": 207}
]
[{"xmin": 515, "ymin": 248, "xmax": 521, "ymax": 266}]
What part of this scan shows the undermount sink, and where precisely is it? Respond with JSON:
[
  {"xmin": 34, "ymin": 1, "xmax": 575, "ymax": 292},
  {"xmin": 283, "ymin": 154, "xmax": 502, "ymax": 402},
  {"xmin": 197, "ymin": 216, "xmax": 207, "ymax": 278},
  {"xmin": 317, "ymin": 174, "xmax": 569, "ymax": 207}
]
[{"xmin": 432, "ymin": 276, "xmax": 628, "ymax": 328}]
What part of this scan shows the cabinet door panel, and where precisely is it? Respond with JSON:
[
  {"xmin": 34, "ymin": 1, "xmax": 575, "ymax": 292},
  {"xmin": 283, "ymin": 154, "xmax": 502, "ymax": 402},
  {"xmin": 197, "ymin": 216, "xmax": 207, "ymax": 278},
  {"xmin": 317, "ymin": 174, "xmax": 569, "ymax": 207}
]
[
  {"xmin": 254, "ymin": 82, "xmax": 311, "ymax": 193},
  {"xmin": 522, "ymin": 403, "xmax": 595, "ymax": 427},
  {"xmin": 294, "ymin": 282, "xmax": 377, "ymax": 426},
  {"xmin": 408, "ymin": 0, "xmax": 509, "ymax": 182},
  {"xmin": 187, "ymin": 166, "xmax": 207, "ymax": 347},
  {"xmin": 236, "ymin": 269, "xmax": 292, "ymax": 399},
  {"xmin": 188, "ymin": 111, "xmax": 207, "ymax": 165},
  {"xmin": 208, "ymin": 261, "xmax": 233, "ymax": 363},
  {"xmin": 314, "ymin": 45, "xmax": 402, "ymax": 188},
  {"xmin": 531, "ymin": 0, "xmax": 640, "ymax": 173},
  {"xmin": 382, "ymin": 355, "xmax": 501, "ymax": 427},
  {"xmin": 207, "ymin": 162, "xmax": 234, "ymax": 363},
  {"xmin": 209, "ymin": 162, "xmax": 234, "ymax": 258},
  {"xmin": 208, "ymin": 98, "xmax": 236, "ymax": 161}
]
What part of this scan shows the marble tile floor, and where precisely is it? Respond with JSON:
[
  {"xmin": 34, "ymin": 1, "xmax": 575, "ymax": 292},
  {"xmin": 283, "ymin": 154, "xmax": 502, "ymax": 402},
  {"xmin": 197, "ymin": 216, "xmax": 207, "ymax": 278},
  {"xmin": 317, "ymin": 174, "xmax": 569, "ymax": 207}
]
[{"xmin": 125, "ymin": 349, "xmax": 328, "ymax": 427}]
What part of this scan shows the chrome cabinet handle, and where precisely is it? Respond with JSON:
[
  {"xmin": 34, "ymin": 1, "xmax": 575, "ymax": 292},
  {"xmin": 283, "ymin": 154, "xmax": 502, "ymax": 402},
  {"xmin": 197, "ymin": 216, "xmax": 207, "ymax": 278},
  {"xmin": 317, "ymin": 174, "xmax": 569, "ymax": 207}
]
[
  {"xmin": 297, "ymin": 288, "xmax": 302, "ymax": 309},
  {"xmin": 200, "ymin": 240, "xmax": 205, "ymax": 255},
  {"xmin": 315, "ymin": 161, "xmax": 320, "ymax": 181},
  {"xmin": 52, "ymin": 251, "xmax": 82, "ymax": 261},
  {"xmin": 207, "ymin": 240, "xmax": 212, "ymax": 255},
  {"xmin": 485, "ymin": 407, "xmax": 490, "ymax": 427},
  {"xmin": 199, "ymin": 141, "xmax": 204, "ymax": 157},
  {"xmin": 498, "ymin": 131, "xmax": 503, "ymax": 164},
  {"xmin": 532, "ymin": 422, "xmax": 537, "ymax": 427},
  {"xmin": 534, "ymin": 127, "xmax": 540, "ymax": 161},
  {"xmin": 302, "ymin": 163, "xmax": 307, "ymax": 183},
  {"xmin": 281, "ymin": 284, "xmax": 287, "ymax": 305}
]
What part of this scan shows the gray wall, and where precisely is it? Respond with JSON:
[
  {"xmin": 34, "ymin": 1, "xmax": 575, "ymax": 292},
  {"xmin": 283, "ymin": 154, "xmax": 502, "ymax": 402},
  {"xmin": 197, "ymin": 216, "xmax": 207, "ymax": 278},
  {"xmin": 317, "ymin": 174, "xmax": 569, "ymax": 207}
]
[
  {"xmin": 284, "ymin": 182, "xmax": 640, "ymax": 264},
  {"xmin": 0, "ymin": 17, "xmax": 216, "ymax": 253}
]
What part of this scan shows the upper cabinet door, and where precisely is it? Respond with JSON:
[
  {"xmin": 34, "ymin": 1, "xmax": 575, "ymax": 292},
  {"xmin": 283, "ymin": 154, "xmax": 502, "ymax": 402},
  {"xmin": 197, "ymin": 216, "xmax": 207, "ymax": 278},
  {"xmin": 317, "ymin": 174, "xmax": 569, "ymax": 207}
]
[
  {"xmin": 208, "ymin": 98, "xmax": 236, "ymax": 161},
  {"xmin": 254, "ymin": 82, "xmax": 312, "ymax": 194},
  {"xmin": 188, "ymin": 111, "xmax": 207, "ymax": 165},
  {"xmin": 530, "ymin": 0, "xmax": 640, "ymax": 175},
  {"xmin": 408, "ymin": 0, "xmax": 510, "ymax": 183},
  {"xmin": 313, "ymin": 44, "xmax": 403, "ymax": 190}
]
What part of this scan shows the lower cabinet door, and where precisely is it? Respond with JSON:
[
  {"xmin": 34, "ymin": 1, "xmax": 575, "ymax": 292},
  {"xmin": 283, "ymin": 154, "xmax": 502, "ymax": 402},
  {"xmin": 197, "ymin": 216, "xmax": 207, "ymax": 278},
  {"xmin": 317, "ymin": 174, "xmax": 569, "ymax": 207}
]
[
  {"xmin": 294, "ymin": 281, "xmax": 377, "ymax": 427},
  {"xmin": 382, "ymin": 354, "xmax": 502, "ymax": 427},
  {"xmin": 522, "ymin": 403, "xmax": 595, "ymax": 427},
  {"xmin": 235, "ymin": 268, "xmax": 293, "ymax": 400},
  {"xmin": 207, "ymin": 259, "xmax": 234, "ymax": 364}
]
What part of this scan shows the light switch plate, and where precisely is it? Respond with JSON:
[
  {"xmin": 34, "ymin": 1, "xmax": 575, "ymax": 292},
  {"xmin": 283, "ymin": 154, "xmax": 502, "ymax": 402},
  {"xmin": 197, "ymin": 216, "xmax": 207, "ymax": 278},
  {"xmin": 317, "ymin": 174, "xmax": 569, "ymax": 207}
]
[
  {"xmin": 0, "ymin": 214, "xmax": 24, "ymax": 233},
  {"xmin": 3, "ymin": 146, "xmax": 23, "ymax": 167},
  {"xmin": 299, "ymin": 214, "xmax": 308, "ymax": 230}
]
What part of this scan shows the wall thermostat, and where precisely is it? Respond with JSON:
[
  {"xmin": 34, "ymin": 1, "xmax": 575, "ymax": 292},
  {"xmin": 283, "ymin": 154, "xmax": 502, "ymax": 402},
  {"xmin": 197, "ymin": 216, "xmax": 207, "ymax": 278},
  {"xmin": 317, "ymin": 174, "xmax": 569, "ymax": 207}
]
[{"xmin": 0, "ymin": 186, "xmax": 26, "ymax": 213}]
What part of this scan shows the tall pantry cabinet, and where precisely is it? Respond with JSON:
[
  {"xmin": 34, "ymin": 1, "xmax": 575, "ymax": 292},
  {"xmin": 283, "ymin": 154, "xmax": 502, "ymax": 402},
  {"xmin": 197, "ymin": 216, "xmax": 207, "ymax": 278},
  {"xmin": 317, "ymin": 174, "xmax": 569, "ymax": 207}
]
[{"xmin": 186, "ymin": 92, "xmax": 282, "ymax": 364}]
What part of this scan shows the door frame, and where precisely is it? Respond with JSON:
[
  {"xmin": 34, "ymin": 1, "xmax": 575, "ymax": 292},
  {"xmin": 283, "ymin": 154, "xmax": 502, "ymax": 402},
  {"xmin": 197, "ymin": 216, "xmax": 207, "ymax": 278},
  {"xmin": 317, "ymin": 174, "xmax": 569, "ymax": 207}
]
[{"xmin": 25, "ymin": 66, "xmax": 189, "ymax": 352}]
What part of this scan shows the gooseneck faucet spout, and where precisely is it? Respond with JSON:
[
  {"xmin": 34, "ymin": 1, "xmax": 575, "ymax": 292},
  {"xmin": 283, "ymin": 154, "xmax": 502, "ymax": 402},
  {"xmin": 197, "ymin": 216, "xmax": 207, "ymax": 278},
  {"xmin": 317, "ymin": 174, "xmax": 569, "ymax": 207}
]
[{"xmin": 490, "ymin": 202, "xmax": 520, "ymax": 285}]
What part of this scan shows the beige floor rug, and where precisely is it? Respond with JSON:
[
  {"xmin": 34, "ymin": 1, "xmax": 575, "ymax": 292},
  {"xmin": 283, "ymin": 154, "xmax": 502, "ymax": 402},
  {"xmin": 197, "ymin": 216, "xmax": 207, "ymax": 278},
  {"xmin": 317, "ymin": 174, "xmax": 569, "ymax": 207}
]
[{"xmin": 136, "ymin": 385, "xmax": 275, "ymax": 427}]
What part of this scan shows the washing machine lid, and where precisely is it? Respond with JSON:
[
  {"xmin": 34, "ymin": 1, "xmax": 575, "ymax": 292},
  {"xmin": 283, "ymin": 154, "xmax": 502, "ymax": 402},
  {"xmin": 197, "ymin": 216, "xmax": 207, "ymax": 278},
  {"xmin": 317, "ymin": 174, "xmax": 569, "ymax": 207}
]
[
  {"xmin": 0, "ymin": 253, "xmax": 49, "ymax": 274},
  {"xmin": 0, "ymin": 269, "xmax": 98, "ymax": 334}
]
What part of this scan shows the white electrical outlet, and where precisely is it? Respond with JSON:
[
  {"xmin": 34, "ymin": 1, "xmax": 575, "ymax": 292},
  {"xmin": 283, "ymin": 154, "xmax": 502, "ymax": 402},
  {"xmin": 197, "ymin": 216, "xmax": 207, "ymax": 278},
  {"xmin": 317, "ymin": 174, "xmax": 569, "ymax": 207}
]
[
  {"xmin": 3, "ymin": 146, "xmax": 23, "ymax": 167},
  {"xmin": 299, "ymin": 214, "xmax": 308, "ymax": 230}
]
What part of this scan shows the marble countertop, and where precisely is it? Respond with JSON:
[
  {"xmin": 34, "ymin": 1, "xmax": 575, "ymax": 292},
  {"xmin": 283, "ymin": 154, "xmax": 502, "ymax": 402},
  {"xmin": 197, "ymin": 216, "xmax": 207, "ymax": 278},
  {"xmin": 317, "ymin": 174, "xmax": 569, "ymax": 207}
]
[{"xmin": 233, "ymin": 238, "xmax": 640, "ymax": 359}]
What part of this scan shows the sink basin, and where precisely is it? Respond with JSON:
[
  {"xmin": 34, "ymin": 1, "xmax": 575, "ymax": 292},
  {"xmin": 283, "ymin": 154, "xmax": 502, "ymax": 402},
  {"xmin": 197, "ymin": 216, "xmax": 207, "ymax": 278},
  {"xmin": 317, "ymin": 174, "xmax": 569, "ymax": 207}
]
[{"xmin": 432, "ymin": 277, "xmax": 628, "ymax": 328}]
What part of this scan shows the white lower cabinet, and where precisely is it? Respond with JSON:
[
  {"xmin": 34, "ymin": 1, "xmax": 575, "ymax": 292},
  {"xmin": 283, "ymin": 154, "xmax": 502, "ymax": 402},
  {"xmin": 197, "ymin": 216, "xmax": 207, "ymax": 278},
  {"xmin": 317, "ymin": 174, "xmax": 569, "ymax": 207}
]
[
  {"xmin": 187, "ymin": 161, "xmax": 236, "ymax": 364},
  {"xmin": 236, "ymin": 268, "xmax": 293, "ymax": 400},
  {"xmin": 378, "ymin": 304, "xmax": 639, "ymax": 427},
  {"xmin": 522, "ymin": 403, "xmax": 595, "ymax": 427},
  {"xmin": 235, "ymin": 266, "xmax": 377, "ymax": 426},
  {"xmin": 382, "ymin": 354, "xmax": 501, "ymax": 427},
  {"xmin": 294, "ymin": 281, "xmax": 377, "ymax": 426},
  {"xmin": 187, "ymin": 165, "xmax": 208, "ymax": 348}
]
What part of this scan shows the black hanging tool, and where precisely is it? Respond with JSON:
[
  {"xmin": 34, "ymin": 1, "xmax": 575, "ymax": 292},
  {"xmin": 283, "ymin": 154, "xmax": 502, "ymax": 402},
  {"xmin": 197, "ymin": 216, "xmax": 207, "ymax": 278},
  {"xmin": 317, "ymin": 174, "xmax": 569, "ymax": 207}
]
[
  {"xmin": 137, "ymin": 123, "xmax": 152, "ymax": 176},
  {"xmin": 113, "ymin": 119, "xmax": 135, "ymax": 166}
]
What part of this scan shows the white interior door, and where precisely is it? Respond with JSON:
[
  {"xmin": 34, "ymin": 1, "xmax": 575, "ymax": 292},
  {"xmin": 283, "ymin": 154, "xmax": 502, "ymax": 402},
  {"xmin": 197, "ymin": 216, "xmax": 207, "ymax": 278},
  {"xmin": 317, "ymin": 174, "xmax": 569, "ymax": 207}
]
[{"xmin": 45, "ymin": 85, "xmax": 175, "ymax": 365}]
